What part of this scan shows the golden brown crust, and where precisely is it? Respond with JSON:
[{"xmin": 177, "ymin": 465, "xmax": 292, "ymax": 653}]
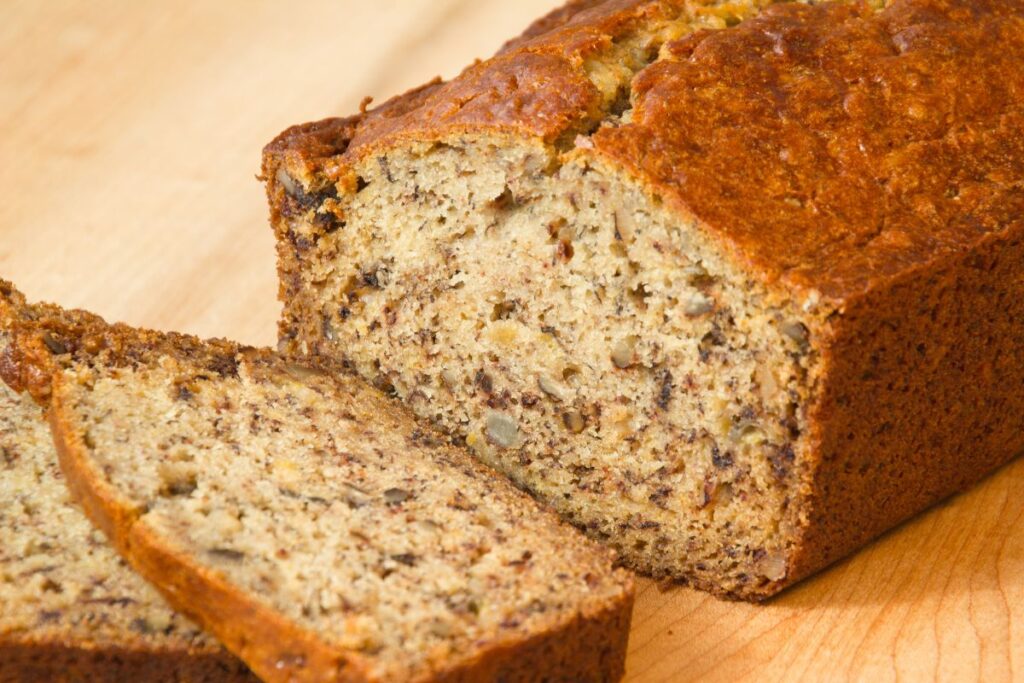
[
  {"xmin": 438, "ymin": 596, "xmax": 632, "ymax": 683},
  {"xmin": 499, "ymin": 0, "xmax": 613, "ymax": 52},
  {"xmin": 261, "ymin": 0, "xmax": 679, "ymax": 183},
  {"xmin": 784, "ymin": 222, "xmax": 1024, "ymax": 588},
  {"xmin": 593, "ymin": 0, "xmax": 1024, "ymax": 299}
]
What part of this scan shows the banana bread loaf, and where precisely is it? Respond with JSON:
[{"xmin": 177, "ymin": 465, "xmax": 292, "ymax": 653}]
[
  {"xmin": 5, "ymin": 283, "xmax": 634, "ymax": 682},
  {"xmin": 263, "ymin": 0, "xmax": 1024, "ymax": 599},
  {"xmin": 0, "ymin": 283, "xmax": 254, "ymax": 683}
]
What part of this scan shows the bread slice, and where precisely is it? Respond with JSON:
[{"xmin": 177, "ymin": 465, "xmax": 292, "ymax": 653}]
[
  {"xmin": 262, "ymin": 0, "xmax": 1024, "ymax": 600},
  {"xmin": 0, "ymin": 283, "xmax": 253, "ymax": 682},
  {"xmin": 6, "ymin": 285, "xmax": 634, "ymax": 682}
]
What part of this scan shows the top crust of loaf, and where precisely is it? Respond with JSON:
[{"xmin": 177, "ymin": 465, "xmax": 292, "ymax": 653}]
[{"xmin": 263, "ymin": 0, "xmax": 1024, "ymax": 303}]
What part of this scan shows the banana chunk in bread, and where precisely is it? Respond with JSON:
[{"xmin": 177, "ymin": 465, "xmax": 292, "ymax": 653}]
[
  {"xmin": 6, "ymin": 285, "xmax": 633, "ymax": 682},
  {"xmin": 0, "ymin": 284, "xmax": 253, "ymax": 683},
  {"xmin": 263, "ymin": 0, "xmax": 1024, "ymax": 599}
]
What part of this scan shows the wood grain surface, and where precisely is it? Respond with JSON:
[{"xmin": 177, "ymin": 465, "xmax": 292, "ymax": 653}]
[{"xmin": 1, "ymin": 2, "xmax": 1020, "ymax": 681}]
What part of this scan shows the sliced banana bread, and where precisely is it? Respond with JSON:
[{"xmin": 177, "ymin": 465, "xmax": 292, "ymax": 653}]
[
  {"xmin": 6, "ymin": 285, "xmax": 634, "ymax": 682},
  {"xmin": 0, "ymin": 284, "xmax": 253, "ymax": 683},
  {"xmin": 262, "ymin": 0, "xmax": 1024, "ymax": 599}
]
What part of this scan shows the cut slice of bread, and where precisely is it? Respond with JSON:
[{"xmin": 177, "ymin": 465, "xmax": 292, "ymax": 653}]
[
  {"xmin": 0, "ymin": 283, "xmax": 254, "ymax": 683},
  {"xmin": 5, "ymin": 283, "xmax": 634, "ymax": 683}
]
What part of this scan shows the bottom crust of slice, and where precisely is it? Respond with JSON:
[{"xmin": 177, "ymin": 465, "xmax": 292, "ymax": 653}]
[{"xmin": 0, "ymin": 641, "xmax": 251, "ymax": 683}]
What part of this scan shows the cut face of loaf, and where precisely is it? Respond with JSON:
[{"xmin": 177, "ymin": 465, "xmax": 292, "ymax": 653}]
[
  {"xmin": 264, "ymin": 0, "xmax": 1024, "ymax": 599},
  {"xmin": 272, "ymin": 140, "xmax": 808, "ymax": 599},
  {"xmin": 0, "ymin": 285, "xmax": 253, "ymax": 682},
  {"xmin": 7, "ymin": 288, "xmax": 633, "ymax": 682}
]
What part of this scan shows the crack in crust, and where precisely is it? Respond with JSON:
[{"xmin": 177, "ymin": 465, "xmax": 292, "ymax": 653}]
[
  {"xmin": 262, "ymin": 0, "xmax": 779, "ymax": 206},
  {"xmin": 595, "ymin": 0, "xmax": 1024, "ymax": 299}
]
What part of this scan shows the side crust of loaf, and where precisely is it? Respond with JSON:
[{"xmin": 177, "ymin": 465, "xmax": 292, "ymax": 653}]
[
  {"xmin": 0, "ymin": 641, "xmax": 248, "ymax": 683},
  {"xmin": 784, "ymin": 225, "xmax": 1024, "ymax": 583}
]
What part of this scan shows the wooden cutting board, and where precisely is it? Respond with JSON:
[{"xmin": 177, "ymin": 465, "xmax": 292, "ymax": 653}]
[{"xmin": 1, "ymin": 2, "xmax": 1020, "ymax": 681}]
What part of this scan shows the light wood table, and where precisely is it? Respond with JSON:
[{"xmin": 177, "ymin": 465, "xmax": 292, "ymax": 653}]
[{"xmin": 2, "ymin": 2, "xmax": 1021, "ymax": 681}]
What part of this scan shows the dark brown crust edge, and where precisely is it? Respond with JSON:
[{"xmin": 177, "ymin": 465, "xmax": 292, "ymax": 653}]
[
  {"xmin": 0, "ymin": 642, "xmax": 252, "ymax": 683},
  {"xmin": 47, "ymin": 360, "xmax": 634, "ymax": 683}
]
